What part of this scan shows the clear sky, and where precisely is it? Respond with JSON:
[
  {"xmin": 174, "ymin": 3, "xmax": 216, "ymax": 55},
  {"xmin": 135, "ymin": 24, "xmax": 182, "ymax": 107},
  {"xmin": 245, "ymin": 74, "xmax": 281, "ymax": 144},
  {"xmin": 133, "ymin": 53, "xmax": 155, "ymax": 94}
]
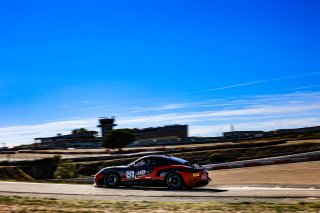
[{"xmin": 1, "ymin": 0, "xmax": 320, "ymax": 146}]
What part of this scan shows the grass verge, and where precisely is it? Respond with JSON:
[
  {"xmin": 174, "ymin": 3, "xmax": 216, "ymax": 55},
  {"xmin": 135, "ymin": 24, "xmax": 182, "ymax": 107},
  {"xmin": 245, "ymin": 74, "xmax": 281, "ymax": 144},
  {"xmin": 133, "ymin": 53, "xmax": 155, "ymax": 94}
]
[{"xmin": 0, "ymin": 195, "xmax": 319, "ymax": 212}]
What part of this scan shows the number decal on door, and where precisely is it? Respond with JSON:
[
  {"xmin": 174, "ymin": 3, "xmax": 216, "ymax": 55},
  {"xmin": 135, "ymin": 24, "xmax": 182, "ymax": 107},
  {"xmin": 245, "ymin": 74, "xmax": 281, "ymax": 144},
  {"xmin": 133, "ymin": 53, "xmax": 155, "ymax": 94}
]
[{"xmin": 126, "ymin": 171, "xmax": 134, "ymax": 179}]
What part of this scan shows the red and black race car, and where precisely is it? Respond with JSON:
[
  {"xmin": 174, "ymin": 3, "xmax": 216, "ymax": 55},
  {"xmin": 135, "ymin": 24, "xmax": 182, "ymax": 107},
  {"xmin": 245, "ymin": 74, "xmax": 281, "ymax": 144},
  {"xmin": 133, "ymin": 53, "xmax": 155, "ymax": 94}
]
[{"xmin": 94, "ymin": 155, "xmax": 211, "ymax": 190}]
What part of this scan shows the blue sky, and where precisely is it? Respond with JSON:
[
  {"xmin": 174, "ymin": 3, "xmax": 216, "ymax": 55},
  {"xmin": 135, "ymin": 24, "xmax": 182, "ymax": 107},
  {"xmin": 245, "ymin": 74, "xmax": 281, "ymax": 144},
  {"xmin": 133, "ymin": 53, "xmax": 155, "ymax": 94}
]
[{"xmin": 1, "ymin": 0, "xmax": 320, "ymax": 146}]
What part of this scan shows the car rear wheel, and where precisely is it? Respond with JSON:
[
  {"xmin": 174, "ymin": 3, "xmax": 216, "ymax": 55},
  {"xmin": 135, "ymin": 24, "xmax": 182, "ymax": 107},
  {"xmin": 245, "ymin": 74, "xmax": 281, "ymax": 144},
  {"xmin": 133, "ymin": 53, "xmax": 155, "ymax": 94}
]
[
  {"xmin": 166, "ymin": 173, "xmax": 184, "ymax": 190},
  {"xmin": 105, "ymin": 173, "xmax": 120, "ymax": 188}
]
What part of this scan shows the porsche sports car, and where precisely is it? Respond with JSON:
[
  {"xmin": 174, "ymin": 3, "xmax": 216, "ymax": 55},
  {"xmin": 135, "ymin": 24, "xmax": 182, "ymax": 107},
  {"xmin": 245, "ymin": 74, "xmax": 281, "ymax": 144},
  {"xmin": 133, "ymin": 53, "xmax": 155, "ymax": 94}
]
[{"xmin": 94, "ymin": 155, "xmax": 211, "ymax": 190}]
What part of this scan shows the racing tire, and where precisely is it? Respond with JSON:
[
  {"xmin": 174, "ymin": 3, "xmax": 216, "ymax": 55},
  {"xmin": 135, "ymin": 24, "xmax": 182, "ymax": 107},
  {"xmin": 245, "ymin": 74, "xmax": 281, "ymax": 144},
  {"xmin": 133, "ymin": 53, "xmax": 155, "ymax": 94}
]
[
  {"xmin": 105, "ymin": 172, "xmax": 120, "ymax": 188},
  {"xmin": 165, "ymin": 172, "xmax": 184, "ymax": 190}
]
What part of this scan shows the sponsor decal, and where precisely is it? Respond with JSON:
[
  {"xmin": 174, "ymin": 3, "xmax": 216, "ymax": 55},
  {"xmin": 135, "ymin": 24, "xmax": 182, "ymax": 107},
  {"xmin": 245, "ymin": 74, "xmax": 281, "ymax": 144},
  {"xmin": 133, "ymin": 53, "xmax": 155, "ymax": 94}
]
[
  {"xmin": 126, "ymin": 170, "xmax": 146, "ymax": 179},
  {"xmin": 136, "ymin": 170, "xmax": 146, "ymax": 176},
  {"xmin": 126, "ymin": 171, "xmax": 135, "ymax": 179}
]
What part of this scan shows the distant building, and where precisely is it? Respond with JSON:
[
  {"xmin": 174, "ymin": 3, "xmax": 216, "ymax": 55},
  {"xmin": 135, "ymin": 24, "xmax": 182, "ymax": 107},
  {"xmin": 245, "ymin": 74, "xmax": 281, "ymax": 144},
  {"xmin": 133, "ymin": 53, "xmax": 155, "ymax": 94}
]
[
  {"xmin": 0, "ymin": 147, "xmax": 8, "ymax": 151},
  {"xmin": 97, "ymin": 117, "xmax": 117, "ymax": 138},
  {"xmin": 272, "ymin": 126, "xmax": 320, "ymax": 135},
  {"xmin": 223, "ymin": 131, "xmax": 264, "ymax": 139},
  {"xmin": 97, "ymin": 117, "xmax": 188, "ymax": 145},
  {"xmin": 134, "ymin": 125, "xmax": 188, "ymax": 141},
  {"xmin": 34, "ymin": 132, "xmax": 101, "ymax": 148},
  {"xmin": 33, "ymin": 117, "xmax": 189, "ymax": 149}
]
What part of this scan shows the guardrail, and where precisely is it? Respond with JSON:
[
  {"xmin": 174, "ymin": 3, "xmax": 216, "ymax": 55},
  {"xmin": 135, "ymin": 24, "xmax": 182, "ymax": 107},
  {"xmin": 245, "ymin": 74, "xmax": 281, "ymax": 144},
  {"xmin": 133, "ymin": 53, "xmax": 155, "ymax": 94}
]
[
  {"xmin": 203, "ymin": 150, "xmax": 320, "ymax": 170},
  {"xmin": 17, "ymin": 140, "xmax": 285, "ymax": 155}
]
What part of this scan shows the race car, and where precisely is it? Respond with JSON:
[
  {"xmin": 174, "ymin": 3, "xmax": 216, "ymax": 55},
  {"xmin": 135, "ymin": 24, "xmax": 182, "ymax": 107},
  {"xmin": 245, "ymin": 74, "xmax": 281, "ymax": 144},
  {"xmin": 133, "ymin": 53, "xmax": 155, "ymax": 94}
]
[{"xmin": 94, "ymin": 155, "xmax": 211, "ymax": 190}]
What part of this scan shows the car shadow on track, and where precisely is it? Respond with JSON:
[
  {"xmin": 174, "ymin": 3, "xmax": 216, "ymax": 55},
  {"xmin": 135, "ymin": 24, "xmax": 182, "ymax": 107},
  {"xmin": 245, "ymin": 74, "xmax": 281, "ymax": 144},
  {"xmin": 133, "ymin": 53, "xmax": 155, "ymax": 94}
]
[{"xmin": 115, "ymin": 186, "xmax": 228, "ymax": 193}]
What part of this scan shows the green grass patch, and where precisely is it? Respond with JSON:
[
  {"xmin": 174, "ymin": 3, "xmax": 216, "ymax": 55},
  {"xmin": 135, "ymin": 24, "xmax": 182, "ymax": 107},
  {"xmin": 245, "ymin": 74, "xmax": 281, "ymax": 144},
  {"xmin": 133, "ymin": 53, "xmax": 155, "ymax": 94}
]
[{"xmin": 54, "ymin": 161, "xmax": 78, "ymax": 179}]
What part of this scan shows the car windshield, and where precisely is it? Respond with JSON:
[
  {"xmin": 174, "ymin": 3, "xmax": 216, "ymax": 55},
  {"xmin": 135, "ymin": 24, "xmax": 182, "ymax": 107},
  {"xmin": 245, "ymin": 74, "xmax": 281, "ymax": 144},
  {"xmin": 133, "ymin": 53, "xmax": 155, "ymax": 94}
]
[{"xmin": 128, "ymin": 158, "xmax": 147, "ymax": 167}]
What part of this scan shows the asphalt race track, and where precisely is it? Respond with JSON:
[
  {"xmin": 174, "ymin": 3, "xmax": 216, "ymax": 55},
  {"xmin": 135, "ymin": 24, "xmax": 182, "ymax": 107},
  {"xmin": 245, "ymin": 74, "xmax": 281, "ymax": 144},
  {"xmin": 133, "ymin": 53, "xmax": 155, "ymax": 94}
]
[{"xmin": 0, "ymin": 182, "xmax": 319, "ymax": 202}]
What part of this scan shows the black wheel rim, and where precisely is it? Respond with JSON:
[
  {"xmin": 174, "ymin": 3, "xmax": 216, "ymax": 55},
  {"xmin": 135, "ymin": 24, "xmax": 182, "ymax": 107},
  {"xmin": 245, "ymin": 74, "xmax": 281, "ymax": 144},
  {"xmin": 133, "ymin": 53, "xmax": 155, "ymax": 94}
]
[
  {"xmin": 168, "ymin": 175, "xmax": 181, "ymax": 188},
  {"xmin": 108, "ymin": 174, "xmax": 118, "ymax": 185}
]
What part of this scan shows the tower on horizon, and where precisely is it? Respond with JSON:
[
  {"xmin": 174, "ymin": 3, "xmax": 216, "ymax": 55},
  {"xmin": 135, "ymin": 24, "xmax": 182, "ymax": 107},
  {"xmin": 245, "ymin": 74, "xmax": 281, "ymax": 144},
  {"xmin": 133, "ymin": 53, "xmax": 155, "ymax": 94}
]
[{"xmin": 97, "ymin": 117, "xmax": 117, "ymax": 138}]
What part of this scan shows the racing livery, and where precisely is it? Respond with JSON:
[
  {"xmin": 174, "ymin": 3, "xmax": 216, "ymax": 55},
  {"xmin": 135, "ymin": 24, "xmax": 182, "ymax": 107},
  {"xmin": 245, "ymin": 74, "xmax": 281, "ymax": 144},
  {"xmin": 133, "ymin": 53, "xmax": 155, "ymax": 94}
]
[{"xmin": 94, "ymin": 155, "xmax": 211, "ymax": 190}]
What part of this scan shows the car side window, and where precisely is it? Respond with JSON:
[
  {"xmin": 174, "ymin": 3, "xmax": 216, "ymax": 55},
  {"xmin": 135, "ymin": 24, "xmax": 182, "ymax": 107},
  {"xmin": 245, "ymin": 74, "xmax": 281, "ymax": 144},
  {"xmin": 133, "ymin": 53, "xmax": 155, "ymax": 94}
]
[
  {"xmin": 151, "ymin": 158, "xmax": 169, "ymax": 166},
  {"xmin": 133, "ymin": 158, "xmax": 170, "ymax": 167},
  {"xmin": 149, "ymin": 159, "xmax": 158, "ymax": 166},
  {"xmin": 135, "ymin": 158, "xmax": 151, "ymax": 167}
]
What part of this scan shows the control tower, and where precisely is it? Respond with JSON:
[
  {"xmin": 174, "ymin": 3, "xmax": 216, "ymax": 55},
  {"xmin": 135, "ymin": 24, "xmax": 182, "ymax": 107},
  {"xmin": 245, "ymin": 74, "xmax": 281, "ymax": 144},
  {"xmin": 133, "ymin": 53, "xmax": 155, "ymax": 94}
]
[{"xmin": 97, "ymin": 117, "xmax": 117, "ymax": 138}]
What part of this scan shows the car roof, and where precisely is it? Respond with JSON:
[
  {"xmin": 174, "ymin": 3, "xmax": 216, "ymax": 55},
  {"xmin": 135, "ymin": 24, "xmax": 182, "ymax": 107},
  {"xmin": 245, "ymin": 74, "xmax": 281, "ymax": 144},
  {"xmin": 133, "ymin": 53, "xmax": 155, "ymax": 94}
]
[
  {"xmin": 139, "ymin": 155, "xmax": 173, "ymax": 159},
  {"xmin": 131, "ymin": 155, "xmax": 189, "ymax": 166},
  {"xmin": 137, "ymin": 155, "xmax": 187, "ymax": 162}
]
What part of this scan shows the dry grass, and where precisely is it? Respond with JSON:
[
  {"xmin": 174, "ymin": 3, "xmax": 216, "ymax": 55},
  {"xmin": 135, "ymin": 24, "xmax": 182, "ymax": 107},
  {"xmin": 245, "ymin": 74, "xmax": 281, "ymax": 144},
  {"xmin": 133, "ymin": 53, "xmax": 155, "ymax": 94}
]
[
  {"xmin": 210, "ymin": 161, "xmax": 320, "ymax": 187},
  {"xmin": 0, "ymin": 166, "xmax": 34, "ymax": 181},
  {"xmin": 0, "ymin": 195, "xmax": 319, "ymax": 213},
  {"xmin": 174, "ymin": 141, "xmax": 320, "ymax": 164}
]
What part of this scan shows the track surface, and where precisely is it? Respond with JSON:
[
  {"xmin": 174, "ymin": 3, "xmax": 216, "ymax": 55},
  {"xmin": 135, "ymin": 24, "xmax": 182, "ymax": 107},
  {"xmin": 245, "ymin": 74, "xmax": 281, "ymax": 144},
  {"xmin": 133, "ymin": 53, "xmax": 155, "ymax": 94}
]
[{"xmin": 0, "ymin": 181, "xmax": 319, "ymax": 202}]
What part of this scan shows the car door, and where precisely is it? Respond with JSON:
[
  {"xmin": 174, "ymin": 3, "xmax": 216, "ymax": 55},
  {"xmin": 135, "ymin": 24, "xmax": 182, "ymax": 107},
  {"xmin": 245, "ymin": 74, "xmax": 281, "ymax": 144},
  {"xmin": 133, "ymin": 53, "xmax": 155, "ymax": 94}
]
[
  {"xmin": 133, "ymin": 158, "xmax": 153, "ymax": 181},
  {"xmin": 123, "ymin": 159, "xmax": 148, "ymax": 184}
]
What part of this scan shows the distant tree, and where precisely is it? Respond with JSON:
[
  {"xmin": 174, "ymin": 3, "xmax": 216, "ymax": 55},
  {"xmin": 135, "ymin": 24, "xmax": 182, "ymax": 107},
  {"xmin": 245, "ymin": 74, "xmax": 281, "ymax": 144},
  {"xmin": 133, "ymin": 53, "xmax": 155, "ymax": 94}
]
[
  {"xmin": 102, "ymin": 129, "xmax": 135, "ymax": 149},
  {"xmin": 54, "ymin": 161, "xmax": 78, "ymax": 179},
  {"xmin": 71, "ymin": 128, "xmax": 98, "ymax": 136},
  {"xmin": 72, "ymin": 128, "xmax": 89, "ymax": 134}
]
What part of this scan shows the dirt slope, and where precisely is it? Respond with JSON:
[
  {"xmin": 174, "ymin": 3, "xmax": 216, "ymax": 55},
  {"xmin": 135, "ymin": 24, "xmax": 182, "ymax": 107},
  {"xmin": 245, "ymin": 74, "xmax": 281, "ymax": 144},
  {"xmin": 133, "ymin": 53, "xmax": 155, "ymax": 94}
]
[{"xmin": 210, "ymin": 161, "xmax": 320, "ymax": 187}]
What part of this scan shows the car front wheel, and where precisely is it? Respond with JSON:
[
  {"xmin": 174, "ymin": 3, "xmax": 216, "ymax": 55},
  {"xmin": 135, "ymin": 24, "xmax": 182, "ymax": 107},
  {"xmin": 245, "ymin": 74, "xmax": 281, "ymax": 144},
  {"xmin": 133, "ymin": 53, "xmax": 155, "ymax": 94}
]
[{"xmin": 105, "ymin": 173, "xmax": 120, "ymax": 188}]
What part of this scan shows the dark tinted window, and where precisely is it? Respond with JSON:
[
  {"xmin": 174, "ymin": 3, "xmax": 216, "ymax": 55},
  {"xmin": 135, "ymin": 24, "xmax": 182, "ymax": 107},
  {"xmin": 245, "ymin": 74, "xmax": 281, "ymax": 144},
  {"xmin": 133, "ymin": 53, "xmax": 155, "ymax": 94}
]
[
  {"xmin": 154, "ymin": 157, "xmax": 171, "ymax": 166},
  {"xmin": 130, "ymin": 156, "xmax": 188, "ymax": 167},
  {"xmin": 149, "ymin": 158, "xmax": 159, "ymax": 166}
]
